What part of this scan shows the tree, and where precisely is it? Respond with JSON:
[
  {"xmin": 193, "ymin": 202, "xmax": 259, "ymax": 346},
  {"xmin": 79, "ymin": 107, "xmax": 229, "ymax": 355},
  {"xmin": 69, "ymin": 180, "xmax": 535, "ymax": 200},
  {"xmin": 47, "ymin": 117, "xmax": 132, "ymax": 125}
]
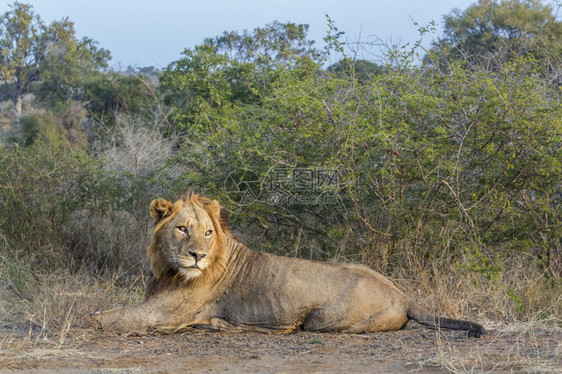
[
  {"xmin": 83, "ymin": 72, "xmax": 155, "ymax": 126},
  {"xmin": 430, "ymin": 0, "xmax": 562, "ymax": 70},
  {"xmin": 39, "ymin": 18, "xmax": 110, "ymax": 105},
  {"xmin": 208, "ymin": 21, "xmax": 319, "ymax": 65},
  {"xmin": 0, "ymin": 2, "xmax": 47, "ymax": 114},
  {"xmin": 0, "ymin": 2, "xmax": 110, "ymax": 114},
  {"xmin": 327, "ymin": 59, "xmax": 386, "ymax": 84},
  {"xmin": 160, "ymin": 21, "xmax": 320, "ymax": 132}
]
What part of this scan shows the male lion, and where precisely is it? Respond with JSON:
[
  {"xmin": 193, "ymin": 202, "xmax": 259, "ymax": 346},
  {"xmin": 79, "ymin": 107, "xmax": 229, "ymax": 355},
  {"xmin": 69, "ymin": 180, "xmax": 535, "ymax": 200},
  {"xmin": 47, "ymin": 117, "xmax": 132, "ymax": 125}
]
[{"xmin": 87, "ymin": 190, "xmax": 486, "ymax": 337}]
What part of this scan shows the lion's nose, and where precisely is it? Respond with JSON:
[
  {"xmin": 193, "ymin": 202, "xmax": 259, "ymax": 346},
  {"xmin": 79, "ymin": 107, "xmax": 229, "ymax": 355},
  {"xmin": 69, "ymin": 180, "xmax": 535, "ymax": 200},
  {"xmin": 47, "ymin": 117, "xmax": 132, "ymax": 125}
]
[{"xmin": 188, "ymin": 251, "xmax": 207, "ymax": 262}]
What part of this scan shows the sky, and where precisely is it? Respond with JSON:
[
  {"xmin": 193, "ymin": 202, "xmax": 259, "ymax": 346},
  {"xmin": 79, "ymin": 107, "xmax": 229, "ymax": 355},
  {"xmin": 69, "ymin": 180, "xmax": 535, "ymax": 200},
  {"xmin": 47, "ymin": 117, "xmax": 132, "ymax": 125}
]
[{"xmin": 1, "ymin": 0, "xmax": 479, "ymax": 69}]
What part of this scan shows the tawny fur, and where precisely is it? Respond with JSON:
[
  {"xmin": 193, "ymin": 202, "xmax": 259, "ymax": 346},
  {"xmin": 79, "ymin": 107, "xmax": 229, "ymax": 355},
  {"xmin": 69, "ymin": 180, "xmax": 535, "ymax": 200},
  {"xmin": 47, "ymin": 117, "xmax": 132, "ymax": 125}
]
[{"xmin": 87, "ymin": 190, "xmax": 486, "ymax": 337}]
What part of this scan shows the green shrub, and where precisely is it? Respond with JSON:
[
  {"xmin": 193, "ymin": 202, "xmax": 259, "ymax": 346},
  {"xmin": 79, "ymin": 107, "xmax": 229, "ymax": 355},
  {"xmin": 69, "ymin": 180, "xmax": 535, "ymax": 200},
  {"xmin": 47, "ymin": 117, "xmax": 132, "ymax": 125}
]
[{"xmin": 164, "ymin": 31, "xmax": 561, "ymax": 285}]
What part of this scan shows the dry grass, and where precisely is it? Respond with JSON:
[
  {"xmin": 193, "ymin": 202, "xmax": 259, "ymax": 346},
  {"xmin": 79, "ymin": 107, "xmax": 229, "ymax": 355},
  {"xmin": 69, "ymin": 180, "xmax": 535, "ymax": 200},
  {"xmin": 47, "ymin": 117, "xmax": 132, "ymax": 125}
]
[
  {"xmin": 0, "ymin": 262, "xmax": 145, "ymax": 344},
  {"xmin": 0, "ymin": 211, "xmax": 149, "ymax": 348},
  {"xmin": 0, "ymin": 232, "xmax": 560, "ymax": 373},
  {"xmin": 1, "ymin": 238, "xmax": 559, "ymax": 336},
  {"xmin": 416, "ymin": 321, "xmax": 562, "ymax": 373}
]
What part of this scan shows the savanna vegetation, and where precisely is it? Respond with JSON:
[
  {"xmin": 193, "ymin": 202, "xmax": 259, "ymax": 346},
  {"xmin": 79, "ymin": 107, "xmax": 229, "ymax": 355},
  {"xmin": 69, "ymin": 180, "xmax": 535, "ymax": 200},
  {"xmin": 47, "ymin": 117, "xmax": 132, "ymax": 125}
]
[{"xmin": 0, "ymin": 0, "xmax": 560, "ymax": 347}]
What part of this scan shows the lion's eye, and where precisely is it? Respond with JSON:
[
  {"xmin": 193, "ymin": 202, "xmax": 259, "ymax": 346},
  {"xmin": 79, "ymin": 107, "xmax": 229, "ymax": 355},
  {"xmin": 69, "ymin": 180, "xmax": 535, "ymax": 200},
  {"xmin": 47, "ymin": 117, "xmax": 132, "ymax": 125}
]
[
  {"xmin": 176, "ymin": 226, "xmax": 188, "ymax": 234},
  {"xmin": 204, "ymin": 229, "xmax": 212, "ymax": 238}
]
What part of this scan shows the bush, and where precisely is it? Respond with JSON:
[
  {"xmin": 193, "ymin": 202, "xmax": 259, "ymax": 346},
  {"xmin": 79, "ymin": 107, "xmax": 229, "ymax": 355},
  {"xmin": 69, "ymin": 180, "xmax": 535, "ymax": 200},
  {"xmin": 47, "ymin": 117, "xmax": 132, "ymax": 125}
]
[
  {"xmin": 0, "ymin": 121, "xmax": 185, "ymax": 331},
  {"xmin": 162, "ymin": 30, "xmax": 561, "ymax": 321},
  {"xmin": 83, "ymin": 72, "xmax": 156, "ymax": 126},
  {"xmin": 171, "ymin": 52, "xmax": 561, "ymax": 273}
]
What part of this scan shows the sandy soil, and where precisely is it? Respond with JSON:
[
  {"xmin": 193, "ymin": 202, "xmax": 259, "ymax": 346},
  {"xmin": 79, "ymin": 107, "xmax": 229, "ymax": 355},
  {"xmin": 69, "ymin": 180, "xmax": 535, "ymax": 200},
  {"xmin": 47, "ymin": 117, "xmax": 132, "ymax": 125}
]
[{"xmin": 0, "ymin": 322, "xmax": 560, "ymax": 373}]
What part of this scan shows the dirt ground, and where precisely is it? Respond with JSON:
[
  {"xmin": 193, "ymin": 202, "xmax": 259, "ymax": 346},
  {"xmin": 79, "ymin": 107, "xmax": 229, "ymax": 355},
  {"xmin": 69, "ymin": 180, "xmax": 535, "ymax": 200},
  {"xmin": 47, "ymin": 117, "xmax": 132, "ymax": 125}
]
[{"xmin": 0, "ymin": 322, "xmax": 560, "ymax": 373}]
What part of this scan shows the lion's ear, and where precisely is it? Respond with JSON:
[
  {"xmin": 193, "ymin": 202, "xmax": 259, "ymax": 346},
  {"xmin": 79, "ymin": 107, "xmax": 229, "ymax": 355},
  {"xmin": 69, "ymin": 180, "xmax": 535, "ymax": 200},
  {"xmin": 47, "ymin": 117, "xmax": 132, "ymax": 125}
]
[
  {"xmin": 150, "ymin": 198, "xmax": 173, "ymax": 224},
  {"xmin": 219, "ymin": 207, "xmax": 230, "ymax": 229},
  {"xmin": 203, "ymin": 199, "xmax": 232, "ymax": 236},
  {"xmin": 204, "ymin": 199, "xmax": 227, "ymax": 226},
  {"xmin": 206, "ymin": 200, "xmax": 222, "ymax": 221}
]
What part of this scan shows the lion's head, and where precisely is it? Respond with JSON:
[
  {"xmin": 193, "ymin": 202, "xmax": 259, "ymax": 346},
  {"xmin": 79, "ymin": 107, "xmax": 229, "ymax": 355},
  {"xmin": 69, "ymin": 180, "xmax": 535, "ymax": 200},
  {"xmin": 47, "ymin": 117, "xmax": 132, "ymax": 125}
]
[{"xmin": 147, "ymin": 189, "xmax": 230, "ymax": 283}]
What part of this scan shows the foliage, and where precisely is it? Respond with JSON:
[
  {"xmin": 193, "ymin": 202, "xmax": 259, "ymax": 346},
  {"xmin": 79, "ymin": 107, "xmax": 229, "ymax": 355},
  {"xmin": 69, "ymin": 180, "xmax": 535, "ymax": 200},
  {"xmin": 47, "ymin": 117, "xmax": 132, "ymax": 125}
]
[
  {"xmin": 165, "ymin": 22, "xmax": 561, "ymax": 283},
  {"xmin": 328, "ymin": 58, "xmax": 387, "ymax": 84},
  {"xmin": 17, "ymin": 103, "xmax": 89, "ymax": 147},
  {"xmin": 0, "ymin": 127, "xmax": 187, "ymax": 276},
  {"xmin": 0, "ymin": 2, "xmax": 47, "ymax": 114},
  {"xmin": 0, "ymin": 2, "xmax": 110, "ymax": 114},
  {"xmin": 83, "ymin": 72, "xmax": 156, "ymax": 126},
  {"xmin": 431, "ymin": 0, "xmax": 562, "ymax": 73},
  {"xmin": 160, "ymin": 21, "xmax": 321, "ymax": 133},
  {"xmin": 208, "ymin": 21, "xmax": 319, "ymax": 64},
  {"xmin": 39, "ymin": 18, "xmax": 110, "ymax": 105},
  {"xmin": 20, "ymin": 112, "xmax": 65, "ymax": 146}
]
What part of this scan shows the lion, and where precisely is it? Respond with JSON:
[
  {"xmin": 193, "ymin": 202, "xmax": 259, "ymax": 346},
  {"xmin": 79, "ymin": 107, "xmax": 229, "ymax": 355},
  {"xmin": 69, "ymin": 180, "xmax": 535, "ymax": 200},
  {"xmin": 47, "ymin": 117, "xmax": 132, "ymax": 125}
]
[{"xmin": 87, "ymin": 190, "xmax": 486, "ymax": 338}]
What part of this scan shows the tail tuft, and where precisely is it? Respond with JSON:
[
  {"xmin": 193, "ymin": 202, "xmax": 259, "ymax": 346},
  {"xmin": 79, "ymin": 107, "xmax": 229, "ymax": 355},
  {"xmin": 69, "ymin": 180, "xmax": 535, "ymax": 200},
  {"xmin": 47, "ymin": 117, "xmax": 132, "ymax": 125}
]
[{"xmin": 407, "ymin": 301, "xmax": 486, "ymax": 338}]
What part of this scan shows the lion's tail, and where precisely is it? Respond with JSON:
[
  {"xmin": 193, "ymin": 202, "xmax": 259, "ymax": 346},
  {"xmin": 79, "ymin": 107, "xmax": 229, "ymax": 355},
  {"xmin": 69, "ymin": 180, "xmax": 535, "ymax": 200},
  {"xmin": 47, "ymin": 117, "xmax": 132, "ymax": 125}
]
[{"xmin": 406, "ymin": 301, "xmax": 486, "ymax": 338}]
